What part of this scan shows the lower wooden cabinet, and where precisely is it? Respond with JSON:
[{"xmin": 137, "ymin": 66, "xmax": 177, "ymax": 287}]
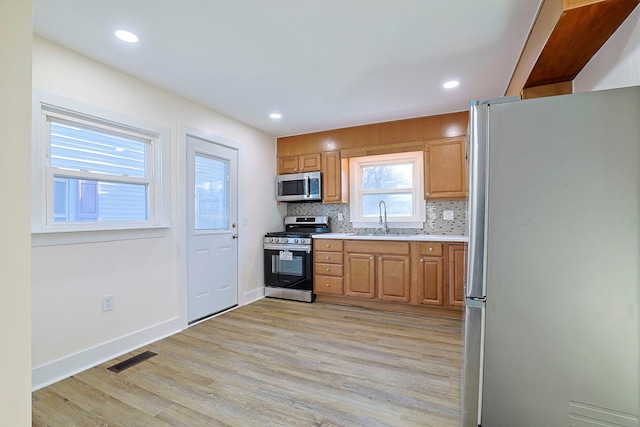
[
  {"xmin": 313, "ymin": 239, "xmax": 344, "ymax": 296},
  {"xmin": 313, "ymin": 239, "xmax": 467, "ymax": 318},
  {"xmin": 378, "ymin": 254, "xmax": 411, "ymax": 303},
  {"xmin": 446, "ymin": 243, "xmax": 467, "ymax": 310},
  {"xmin": 344, "ymin": 241, "xmax": 411, "ymax": 302},
  {"xmin": 344, "ymin": 252, "xmax": 375, "ymax": 298},
  {"xmin": 414, "ymin": 242, "xmax": 444, "ymax": 306}
]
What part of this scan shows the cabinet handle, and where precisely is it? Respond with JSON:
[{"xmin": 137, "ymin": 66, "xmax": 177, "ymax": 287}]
[
  {"xmin": 379, "ymin": 257, "xmax": 382, "ymax": 261},
  {"xmin": 370, "ymin": 256, "xmax": 374, "ymax": 260},
  {"xmin": 326, "ymin": 268, "xmax": 330, "ymax": 272},
  {"xmin": 326, "ymin": 256, "xmax": 330, "ymax": 260},
  {"xmin": 420, "ymin": 259, "xmax": 424, "ymax": 262},
  {"xmin": 326, "ymin": 283, "xmax": 330, "ymax": 287},
  {"xmin": 428, "ymin": 247, "xmax": 433, "ymax": 252},
  {"xmin": 326, "ymin": 244, "xmax": 330, "ymax": 248}
]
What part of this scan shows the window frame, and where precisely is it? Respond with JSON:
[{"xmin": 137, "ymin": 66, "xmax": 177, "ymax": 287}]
[
  {"xmin": 349, "ymin": 151, "xmax": 426, "ymax": 229},
  {"xmin": 32, "ymin": 91, "xmax": 171, "ymax": 241}
]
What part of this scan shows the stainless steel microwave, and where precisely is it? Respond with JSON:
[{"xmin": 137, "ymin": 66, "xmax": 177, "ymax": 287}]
[{"xmin": 276, "ymin": 171, "xmax": 322, "ymax": 202}]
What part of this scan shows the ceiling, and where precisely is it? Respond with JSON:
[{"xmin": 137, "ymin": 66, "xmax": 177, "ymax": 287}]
[{"xmin": 32, "ymin": 0, "xmax": 543, "ymax": 137}]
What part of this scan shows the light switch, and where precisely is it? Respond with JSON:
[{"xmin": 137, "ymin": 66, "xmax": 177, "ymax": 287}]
[{"xmin": 443, "ymin": 210, "xmax": 455, "ymax": 221}]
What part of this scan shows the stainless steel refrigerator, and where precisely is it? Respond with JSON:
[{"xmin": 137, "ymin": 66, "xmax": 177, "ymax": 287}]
[{"xmin": 462, "ymin": 86, "xmax": 640, "ymax": 426}]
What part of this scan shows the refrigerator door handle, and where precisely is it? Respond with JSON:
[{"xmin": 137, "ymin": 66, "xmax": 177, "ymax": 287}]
[
  {"xmin": 462, "ymin": 300, "xmax": 485, "ymax": 427},
  {"xmin": 466, "ymin": 101, "xmax": 488, "ymax": 299}
]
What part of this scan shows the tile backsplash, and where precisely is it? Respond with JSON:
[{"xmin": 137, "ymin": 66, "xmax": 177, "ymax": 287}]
[{"xmin": 286, "ymin": 200, "xmax": 467, "ymax": 235}]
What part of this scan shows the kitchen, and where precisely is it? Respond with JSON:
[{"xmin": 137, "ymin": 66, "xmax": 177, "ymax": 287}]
[{"xmin": 3, "ymin": 1, "xmax": 640, "ymax": 425}]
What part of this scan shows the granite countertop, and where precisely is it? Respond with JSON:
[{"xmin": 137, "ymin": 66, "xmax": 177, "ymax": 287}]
[{"xmin": 313, "ymin": 233, "xmax": 468, "ymax": 243}]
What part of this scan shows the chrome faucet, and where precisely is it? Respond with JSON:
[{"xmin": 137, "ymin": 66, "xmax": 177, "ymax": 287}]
[{"xmin": 379, "ymin": 200, "xmax": 388, "ymax": 234}]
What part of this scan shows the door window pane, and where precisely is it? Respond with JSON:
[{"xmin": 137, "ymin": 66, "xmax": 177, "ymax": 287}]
[{"xmin": 194, "ymin": 154, "xmax": 228, "ymax": 230}]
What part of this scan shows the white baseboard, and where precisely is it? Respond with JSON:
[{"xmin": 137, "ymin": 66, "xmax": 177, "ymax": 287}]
[
  {"xmin": 32, "ymin": 316, "xmax": 182, "ymax": 391},
  {"xmin": 242, "ymin": 286, "xmax": 265, "ymax": 305}
]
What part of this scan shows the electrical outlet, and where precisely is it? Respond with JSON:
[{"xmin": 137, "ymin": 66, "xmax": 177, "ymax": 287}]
[
  {"xmin": 443, "ymin": 210, "xmax": 455, "ymax": 221},
  {"xmin": 102, "ymin": 294, "xmax": 114, "ymax": 312},
  {"xmin": 338, "ymin": 213, "xmax": 344, "ymax": 221}
]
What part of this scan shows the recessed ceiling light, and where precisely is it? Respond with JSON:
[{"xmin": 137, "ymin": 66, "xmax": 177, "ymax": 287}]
[
  {"xmin": 269, "ymin": 113, "xmax": 282, "ymax": 119},
  {"xmin": 443, "ymin": 80, "xmax": 460, "ymax": 89},
  {"xmin": 115, "ymin": 30, "xmax": 139, "ymax": 43}
]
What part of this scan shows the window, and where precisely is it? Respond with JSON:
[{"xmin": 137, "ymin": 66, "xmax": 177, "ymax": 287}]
[
  {"xmin": 32, "ymin": 94, "xmax": 170, "ymax": 235},
  {"xmin": 349, "ymin": 151, "xmax": 425, "ymax": 228}
]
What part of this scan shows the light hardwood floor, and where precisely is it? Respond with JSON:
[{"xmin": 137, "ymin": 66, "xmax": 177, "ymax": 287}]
[{"xmin": 32, "ymin": 299, "xmax": 464, "ymax": 426}]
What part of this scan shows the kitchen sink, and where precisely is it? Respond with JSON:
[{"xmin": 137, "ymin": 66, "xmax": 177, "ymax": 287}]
[{"xmin": 357, "ymin": 231, "xmax": 401, "ymax": 236}]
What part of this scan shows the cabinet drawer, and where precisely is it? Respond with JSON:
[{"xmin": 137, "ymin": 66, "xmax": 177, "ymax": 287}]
[
  {"xmin": 418, "ymin": 242, "xmax": 443, "ymax": 257},
  {"xmin": 314, "ymin": 275, "xmax": 344, "ymax": 295},
  {"xmin": 315, "ymin": 239, "xmax": 343, "ymax": 252},
  {"xmin": 314, "ymin": 251, "xmax": 343, "ymax": 264},
  {"xmin": 315, "ymin": 263, "xmax": 343, "ymax": 277}
]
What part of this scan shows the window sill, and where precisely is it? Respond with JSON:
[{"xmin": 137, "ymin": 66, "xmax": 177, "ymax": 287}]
[{"xmin": 31, "ymin": 225, "xmax": 171, "ymax": 247}]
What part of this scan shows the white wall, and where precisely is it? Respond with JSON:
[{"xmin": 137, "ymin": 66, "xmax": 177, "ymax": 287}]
[
  {"xmin": 0, "ymin": 0, "xmax": 32, "ymax": 425},
  {"xmin": 574, "ymin": 6, "xmax": 640, "ymax": 91},
  {"xmin": 31, "ymin": 37, "xmax": 286, "ymax": 389}
]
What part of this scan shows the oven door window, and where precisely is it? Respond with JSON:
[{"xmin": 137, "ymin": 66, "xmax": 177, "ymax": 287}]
[
  {"xmin": 271, "ymin": 250, "xmax": 303, "ymax": 277},
  {"xmin": 264, "ymin": 247, "xmax": 312, "ymax": 290}
]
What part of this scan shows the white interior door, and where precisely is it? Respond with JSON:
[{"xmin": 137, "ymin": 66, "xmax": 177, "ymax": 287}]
[{"xmin": 186, "ymin": 135, "xmax": 238, "ymax": 323}]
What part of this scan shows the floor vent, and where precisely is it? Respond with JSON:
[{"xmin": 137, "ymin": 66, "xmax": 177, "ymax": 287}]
[{"xmin": 107, "ymin": 351, "xmax": 157, "ymax": 373}]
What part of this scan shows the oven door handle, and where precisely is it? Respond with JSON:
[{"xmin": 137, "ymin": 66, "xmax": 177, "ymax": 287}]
[{"xmin": 264, "ymin": 243, "xmax": 311, "ymax": 253}]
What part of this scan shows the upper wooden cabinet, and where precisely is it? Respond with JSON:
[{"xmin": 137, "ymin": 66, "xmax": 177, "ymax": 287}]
[
  {"xmin": 321, "ymin": 151, "xmax": 348, "ymax": 203},
  {"xmin": 278, "ymin": 153, "xmax": 321, "ymax": 174},
  {"xmin": 424, "ymin": 137, "xmax": 467, "ymax": 200},
  {"xmin": 277, "ymin": 112, "xmax": 468, "ymax": 156},
  {"xmin": 276, "ymin": 112, "xmax": 470, "ymax": 201}
]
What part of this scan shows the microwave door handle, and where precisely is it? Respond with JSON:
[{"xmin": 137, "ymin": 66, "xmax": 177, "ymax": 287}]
[
  {"xmin": 277, "ymin": 181, "xmax": 282, "ymax": 197},
  {"xmin": 305, "ymin": 176, "xmax": 310, "ymax": 197}
]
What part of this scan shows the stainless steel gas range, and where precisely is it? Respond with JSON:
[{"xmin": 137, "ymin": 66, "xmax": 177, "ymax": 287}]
[{"xmin": 263, "ymin": 216, "xmax": 329, "ymax": 302}]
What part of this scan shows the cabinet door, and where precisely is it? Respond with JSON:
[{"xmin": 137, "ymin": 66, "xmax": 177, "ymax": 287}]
[
  {"xmin": 417, "ymin": 256, "xmax": 444, "ymax": 306},
  {"xmin": 278, "ymin": 155, "xmax": 299, "ymax": 174},
  {"xmin": 322, "ymin": 151, "xmax": 342, "ymax": 203},
  {"xmin": 345, "ymin": 253, "xmax": 376, "ymax": 299},
  {"xmin": 378, "ymin": 254, "xmax": 411, "ymax": 303},
  {"xmin": 447, "ymin": 243, "xmax": 467, "ymax": 310},
  {"xmin": 299, "ymin": 153, "xmax": 321, "ymax": 172},
  {"xmin": 424, "ymin": 137, "xmax": 467, "ymax": 200}
]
